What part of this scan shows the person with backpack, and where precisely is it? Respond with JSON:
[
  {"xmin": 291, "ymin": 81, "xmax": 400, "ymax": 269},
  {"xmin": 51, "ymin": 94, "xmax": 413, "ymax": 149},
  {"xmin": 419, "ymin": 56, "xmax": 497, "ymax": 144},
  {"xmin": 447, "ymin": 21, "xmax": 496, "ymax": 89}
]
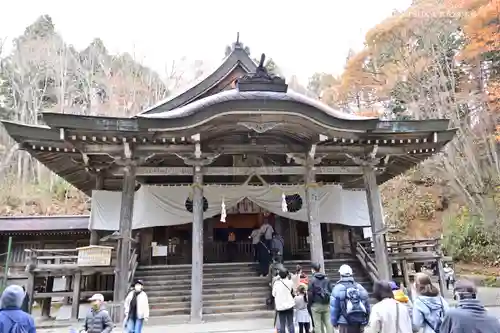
[
  {"xmin": 440, "ymin": 279, "xmax": 500, "ymax": 333},
  {"xmin": 330, "ymin": 264, "xmax": 370, "ymax": 333},
  {"xmin": 364, "ymin": 281, "xmax": 412, "ymax": 333},
  {"xmin": 412, "ymin": 273, "xmax": 449, "ymax": 333},
  {"xmin": 0, "ymin": 285, "xmax": 36, "ymax": 333},
  {"xmin": 307, "ymin": 262, "xmax": 333, "ymax": 333}
]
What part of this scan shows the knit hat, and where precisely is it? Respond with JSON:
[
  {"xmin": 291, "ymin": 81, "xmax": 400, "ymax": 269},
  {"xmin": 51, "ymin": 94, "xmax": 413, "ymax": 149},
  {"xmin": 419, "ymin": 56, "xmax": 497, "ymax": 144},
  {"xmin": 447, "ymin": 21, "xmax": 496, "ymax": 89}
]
[{"xmin": 389, "ymin": 281, "xmax": 399, "ymax": 290}]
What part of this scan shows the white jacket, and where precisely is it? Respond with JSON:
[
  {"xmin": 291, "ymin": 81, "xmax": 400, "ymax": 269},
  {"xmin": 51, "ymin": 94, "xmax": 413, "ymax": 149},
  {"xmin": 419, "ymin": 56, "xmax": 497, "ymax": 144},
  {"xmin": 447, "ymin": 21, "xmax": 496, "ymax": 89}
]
[
  {"xmin": 124, "ymin": 290, "xmax": 149, "ymax": 320},
  {"xmin": 272, "ymin": 278, "xmax": 295, "ymax": 311},
  {"xmin": 365, "ymin": 298, "xmax": 413, "ymax": 333}
]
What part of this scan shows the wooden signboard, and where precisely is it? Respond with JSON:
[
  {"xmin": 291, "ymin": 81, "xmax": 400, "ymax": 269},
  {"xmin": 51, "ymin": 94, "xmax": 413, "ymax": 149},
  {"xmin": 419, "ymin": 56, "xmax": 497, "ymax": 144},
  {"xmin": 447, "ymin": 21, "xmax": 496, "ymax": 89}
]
[{"xmin": 76, "ymin": 245, "xmax": 113, "ymax": 266}]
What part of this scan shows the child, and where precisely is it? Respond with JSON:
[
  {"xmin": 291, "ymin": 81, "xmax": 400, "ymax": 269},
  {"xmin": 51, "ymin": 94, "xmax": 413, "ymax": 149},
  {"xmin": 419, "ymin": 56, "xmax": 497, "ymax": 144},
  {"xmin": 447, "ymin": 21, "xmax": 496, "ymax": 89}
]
[
  {"xmin": 390, "ymin": 280, "xmax": 413, "ymax": 318},
  {"xmin": 294, "ymin": 285, "xmax": 311, "ymax": 333}
]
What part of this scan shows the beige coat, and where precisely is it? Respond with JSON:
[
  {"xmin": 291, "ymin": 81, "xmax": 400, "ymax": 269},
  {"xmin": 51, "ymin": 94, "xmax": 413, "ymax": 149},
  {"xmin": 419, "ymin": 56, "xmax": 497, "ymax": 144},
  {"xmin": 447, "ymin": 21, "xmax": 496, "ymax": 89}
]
[{"xmin": 364, "ymin": 298, "xmax": 413, "ymax": 333}]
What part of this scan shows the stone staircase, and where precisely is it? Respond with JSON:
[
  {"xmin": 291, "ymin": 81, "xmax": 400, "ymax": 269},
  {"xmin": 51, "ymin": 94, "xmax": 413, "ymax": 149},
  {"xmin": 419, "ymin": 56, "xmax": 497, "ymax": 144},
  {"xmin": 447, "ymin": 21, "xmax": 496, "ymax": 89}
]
[{"xmin": 134, "ymin": 258, "xmax": 373, "ymax": 321}]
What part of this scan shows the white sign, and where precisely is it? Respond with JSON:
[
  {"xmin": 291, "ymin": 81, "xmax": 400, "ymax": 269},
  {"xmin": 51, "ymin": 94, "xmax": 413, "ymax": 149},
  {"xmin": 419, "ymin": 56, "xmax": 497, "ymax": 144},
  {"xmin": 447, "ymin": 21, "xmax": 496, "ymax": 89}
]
[{"xmin": 76, "ymin": 245, "xmax": 113, "ymax": 266}]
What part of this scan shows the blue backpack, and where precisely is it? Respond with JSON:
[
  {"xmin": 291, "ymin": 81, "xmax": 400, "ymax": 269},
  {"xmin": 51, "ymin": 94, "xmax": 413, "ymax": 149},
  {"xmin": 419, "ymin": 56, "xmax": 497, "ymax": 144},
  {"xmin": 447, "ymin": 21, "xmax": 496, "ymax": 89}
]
[{"xmin": 342, "ymin": 285, "xmax": 368, "ymax": 324}]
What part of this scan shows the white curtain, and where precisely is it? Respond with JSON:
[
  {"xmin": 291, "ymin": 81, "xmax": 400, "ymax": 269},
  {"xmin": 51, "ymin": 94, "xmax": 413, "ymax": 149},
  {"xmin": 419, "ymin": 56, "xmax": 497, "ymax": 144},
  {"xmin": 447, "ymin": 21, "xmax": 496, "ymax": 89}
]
[{"xmin": 89, "ymin": 184, "xmax": 370, "ymax": 230}]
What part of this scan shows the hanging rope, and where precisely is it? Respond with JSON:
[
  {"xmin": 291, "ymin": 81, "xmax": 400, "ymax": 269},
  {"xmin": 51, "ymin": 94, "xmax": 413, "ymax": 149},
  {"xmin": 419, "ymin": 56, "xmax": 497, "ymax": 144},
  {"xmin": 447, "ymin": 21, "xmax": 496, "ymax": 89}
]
[
  {"xmin": 281, "ymin": 192, "xmax": 288, "ymax": 212},
  {"xmin": 220, "ymin": 196, "xmax": 227, "ymax": 222}
]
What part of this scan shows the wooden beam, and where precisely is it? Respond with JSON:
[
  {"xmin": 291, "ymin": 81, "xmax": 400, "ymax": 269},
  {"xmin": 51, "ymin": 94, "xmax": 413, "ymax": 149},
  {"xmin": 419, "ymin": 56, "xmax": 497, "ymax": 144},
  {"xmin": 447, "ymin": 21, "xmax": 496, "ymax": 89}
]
[
  {"xmin": 111, "ymin": 166, "xmax": 364, "ymax": 177},
  {"xmin": 83, "ymin": 144, "xmax": 195, "ymax": 155},
  {"xmin": 79, "ymin": 143, "xmax": 444, "ymax": 157}
]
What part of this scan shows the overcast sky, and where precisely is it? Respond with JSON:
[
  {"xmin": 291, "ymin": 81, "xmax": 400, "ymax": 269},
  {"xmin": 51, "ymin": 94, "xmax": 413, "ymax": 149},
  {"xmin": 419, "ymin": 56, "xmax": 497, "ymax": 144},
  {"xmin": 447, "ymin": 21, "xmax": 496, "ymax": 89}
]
[{"xmin": 1, "ymin": 0, "xmax": 411, "ymax": 82}]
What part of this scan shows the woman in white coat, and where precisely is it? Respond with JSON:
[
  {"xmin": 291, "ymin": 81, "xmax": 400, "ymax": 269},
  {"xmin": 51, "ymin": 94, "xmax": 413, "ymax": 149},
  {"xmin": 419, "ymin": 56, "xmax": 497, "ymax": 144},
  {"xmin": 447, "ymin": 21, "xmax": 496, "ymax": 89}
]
[
  {"xmin": 272, "ymin": 268, "xmax": 296, "ymax": 333},
  {"xmin": 124, "ymin": 279, "xmax": 149, "ymax": 333},
  {"xmin": 364, "ymin": 281, "xmax": 412, "ymax": 333}
]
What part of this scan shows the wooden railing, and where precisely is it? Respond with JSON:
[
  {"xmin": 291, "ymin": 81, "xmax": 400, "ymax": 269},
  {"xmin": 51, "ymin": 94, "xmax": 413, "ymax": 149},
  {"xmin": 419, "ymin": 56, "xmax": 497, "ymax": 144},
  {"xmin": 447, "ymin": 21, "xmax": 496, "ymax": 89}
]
[
  {"xmin": 128, "ymin": 248, "xmax": 138, "ymax": 285},
  {"xmin": 357, "ymin": 239, "xmax": 442, "ymax": 261},
  {"xmin": 355, "ymin": 242, "xmax": 379, "ymax": 282},
  {"xmin": 206, "ymin": 241, "xmax": 254, "ymax": 263}
]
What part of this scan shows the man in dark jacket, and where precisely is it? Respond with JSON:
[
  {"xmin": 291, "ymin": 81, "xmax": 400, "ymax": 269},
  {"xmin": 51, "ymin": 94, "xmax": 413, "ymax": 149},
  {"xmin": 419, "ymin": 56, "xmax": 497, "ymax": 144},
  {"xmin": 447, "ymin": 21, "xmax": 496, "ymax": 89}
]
[
  {"xmin": 84, "ymin": 293, "xmax": 113, "ymax": 333},
  {"xmin": 0, "ymin": 285, "xmax": 36, "ymax": 333},
  {"xmin": 308, "ymin": 262, "xmax": 333, "ymax": 333},
  {"xmin": 441, "ymin": 279, "xmax": 500, "ymax": 333}
]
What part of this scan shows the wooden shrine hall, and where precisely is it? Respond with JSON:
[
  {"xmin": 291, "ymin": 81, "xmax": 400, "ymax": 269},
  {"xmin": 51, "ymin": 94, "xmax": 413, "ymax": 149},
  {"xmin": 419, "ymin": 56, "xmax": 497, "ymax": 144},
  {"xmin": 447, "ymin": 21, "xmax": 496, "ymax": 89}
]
[{"xmin": 1, "ymin": 38, "xmax": 456, "ymax": 323}]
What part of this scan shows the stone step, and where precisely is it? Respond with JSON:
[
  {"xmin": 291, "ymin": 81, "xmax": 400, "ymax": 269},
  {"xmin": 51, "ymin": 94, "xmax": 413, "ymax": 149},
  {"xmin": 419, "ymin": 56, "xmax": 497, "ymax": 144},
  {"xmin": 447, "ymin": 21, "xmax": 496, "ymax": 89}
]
[
  {"xmin": 148, "ymin": 290, "xmax": 270, "ymax": 303},
  {"xmin": 145, "ymin": 285, "xmax": 270, "ymax": 298},
  {"xmin": 144, "ymin": 281, "xmax": 373, "ymax": 298},
  {"xmin": 145, "ymin": 279, "xmax": 268, "ymax": 291},
  {"xmin": 151, "ymin": 296, "xmax": 266, "ymax": 310},
  {"xmin": 150, "ymin": 303, "xmax": 268, "ymax": 316},
  {"xmin": 136, "ymin": 259, "xmax": 359, "ymax": 274},
  {"xmin": 136, "ymin": 266, "xmax": 367, "ymax": 279},
  {"xmin": 138, "ymin": 272, "xmax": 372, "ymax": 285},
  {"xmin": 147, "ymin": 311, "xmax": 274, "ymax": 325}
]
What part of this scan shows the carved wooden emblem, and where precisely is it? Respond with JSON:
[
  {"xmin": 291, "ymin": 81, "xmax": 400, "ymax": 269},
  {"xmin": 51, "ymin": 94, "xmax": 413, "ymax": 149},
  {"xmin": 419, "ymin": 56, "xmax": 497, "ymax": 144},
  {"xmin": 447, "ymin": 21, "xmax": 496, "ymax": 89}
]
[{"xmin": 237, "ymin": 121, "xmax": 282, "ymax": 133}]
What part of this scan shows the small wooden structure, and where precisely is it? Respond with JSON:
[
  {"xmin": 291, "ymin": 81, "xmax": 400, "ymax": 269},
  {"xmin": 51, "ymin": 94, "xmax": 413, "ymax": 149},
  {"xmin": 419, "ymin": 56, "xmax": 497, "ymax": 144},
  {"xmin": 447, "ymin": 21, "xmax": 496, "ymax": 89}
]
[
  {"xmin": 1, "ymin": 36, "xmax": 457, "ymax": 323},
  {"xmin": 357, "ymin": 238, "xmax": 451, "ymax": 297},
  {"xmin": 23, "ymin": 246, "xmax": 137, "ymax": 320}
]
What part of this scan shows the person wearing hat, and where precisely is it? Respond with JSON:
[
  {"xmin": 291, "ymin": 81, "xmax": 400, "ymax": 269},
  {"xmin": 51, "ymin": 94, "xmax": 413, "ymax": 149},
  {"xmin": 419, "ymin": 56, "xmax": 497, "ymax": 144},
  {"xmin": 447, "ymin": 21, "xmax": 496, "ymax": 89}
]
[
  {"xmin": 389, "ymin": 281, "xmax": 412, "ymax": 318},
  {"xmin": 84, "ymin": 293, "xmax": 113, "ymax": 333},
  {"xmin": 330, "ymin": 264, "xmax": 370, "ymax": 333},
  {"xmin": 440, "ymin": 279, "xmax": 500, "ymax": 333},
  {"xmin": 124, "ymin": 279, "xmax": 149, "ymax": 333}
]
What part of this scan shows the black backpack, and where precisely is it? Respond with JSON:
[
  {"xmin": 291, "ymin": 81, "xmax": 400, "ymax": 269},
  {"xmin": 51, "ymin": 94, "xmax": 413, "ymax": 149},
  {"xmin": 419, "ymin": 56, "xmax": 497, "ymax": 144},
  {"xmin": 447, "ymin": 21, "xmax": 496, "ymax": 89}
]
[{"xmin": 314, "ymin": 278, "xmax": 331, "ymax": 304}]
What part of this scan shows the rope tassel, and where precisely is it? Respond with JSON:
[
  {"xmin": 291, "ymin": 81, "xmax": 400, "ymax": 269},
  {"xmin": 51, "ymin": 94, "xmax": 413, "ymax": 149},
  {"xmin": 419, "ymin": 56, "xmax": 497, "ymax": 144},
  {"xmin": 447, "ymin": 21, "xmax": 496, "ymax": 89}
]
[
  {"xmin": 281, "ymin": 193, "xmax": 288, "ymax": 212},
  {"xmin": 220, "ymin": 197, "xmax": 226, "ymax": 222}
]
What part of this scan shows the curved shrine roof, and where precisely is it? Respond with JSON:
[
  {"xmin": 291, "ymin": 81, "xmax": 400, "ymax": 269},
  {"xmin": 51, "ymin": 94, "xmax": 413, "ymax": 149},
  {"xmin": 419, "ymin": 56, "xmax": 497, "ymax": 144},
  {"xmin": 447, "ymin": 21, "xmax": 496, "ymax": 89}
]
[{"xmin": 0, "ymin": 41, "xmax": 457, "ymax": 194}]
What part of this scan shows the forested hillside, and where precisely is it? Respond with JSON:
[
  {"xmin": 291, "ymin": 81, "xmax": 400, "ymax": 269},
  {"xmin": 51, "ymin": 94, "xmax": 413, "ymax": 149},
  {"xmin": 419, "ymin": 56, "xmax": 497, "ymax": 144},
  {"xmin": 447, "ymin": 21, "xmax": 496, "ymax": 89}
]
[{"xmin": 1, "ymin": 1, "xmax": 499, "ymax": 269}]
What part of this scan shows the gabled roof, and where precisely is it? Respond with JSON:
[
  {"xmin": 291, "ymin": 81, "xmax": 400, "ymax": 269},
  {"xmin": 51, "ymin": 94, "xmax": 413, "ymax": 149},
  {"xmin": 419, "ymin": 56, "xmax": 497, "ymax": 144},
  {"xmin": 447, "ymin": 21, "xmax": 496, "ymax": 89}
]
[{"xmin": 138, "ymin": 43, "xmax": 257, "ymax": 116}]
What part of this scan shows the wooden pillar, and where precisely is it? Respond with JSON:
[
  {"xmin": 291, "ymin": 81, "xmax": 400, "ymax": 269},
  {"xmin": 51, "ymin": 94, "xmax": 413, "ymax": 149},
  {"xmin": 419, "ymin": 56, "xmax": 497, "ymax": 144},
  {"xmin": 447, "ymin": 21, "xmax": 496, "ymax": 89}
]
[
  {"xmin": 305, "ymin": 161, "xmax": 325, "ymax": 271},
  {"xmin": 190, "ymin": 164, "xmax": 204, "ymax": 323},
  {"xmin": 25, "ymin": 255, "xmax": 36, "ymax": 315},
  {"xmin": 436, "ymin": 257, "xmax": 446, "ymax": 296},
  {"xmin": 71, "ymin": 271, "xmax": 82, "ymax": 320},
  {"xmin": 41, "ymin": 276, "xmax": 54, "ymax": 317},
  {"xmin": 401, "ymin": 259, "xmax": 412, "ymax": 300},
  {"xmin": 363, "ymin": 165, "xmax": 391, "ymax": 280},
  {"xmin": 90, "ymin": 173, "xmax": 104, "ymax": 245},
  {"xmin": 114, "ymin": 163, "xmax": 136, "ymax": 322}
]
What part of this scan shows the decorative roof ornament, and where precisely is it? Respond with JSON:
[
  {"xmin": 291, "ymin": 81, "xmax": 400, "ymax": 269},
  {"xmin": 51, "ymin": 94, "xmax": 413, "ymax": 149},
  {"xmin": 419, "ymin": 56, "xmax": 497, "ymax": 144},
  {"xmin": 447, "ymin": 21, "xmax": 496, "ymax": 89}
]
[
  {"xmin": 233, "ymin": 32, "xmax": 241, "ymax": 49},
  {"xmin": 237, "ymin": 53, "xmax": 288, "ymax": 93}
]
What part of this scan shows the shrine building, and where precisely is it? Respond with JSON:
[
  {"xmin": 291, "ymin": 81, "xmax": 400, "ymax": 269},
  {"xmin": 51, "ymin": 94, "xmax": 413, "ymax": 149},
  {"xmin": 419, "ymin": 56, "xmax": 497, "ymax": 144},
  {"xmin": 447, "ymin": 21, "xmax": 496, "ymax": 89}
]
[{"xmin": 0, "ymin": 38, "xmax": 456, "ymax": 322}]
